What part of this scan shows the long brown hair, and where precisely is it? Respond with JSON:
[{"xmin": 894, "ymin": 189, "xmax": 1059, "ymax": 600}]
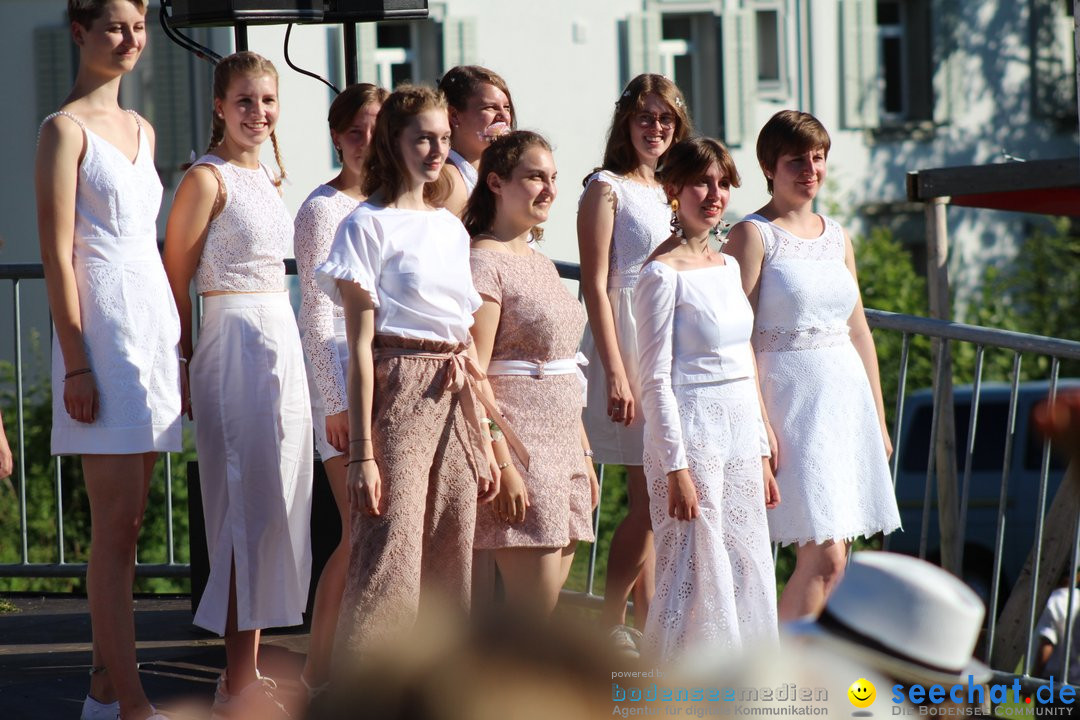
[
  {"xmin": 462, "ymin": 130, "xmax": 552, "ymax": 241},
  {"xmin": 193, "ymin": 52, "xmax": 287, "ymax": 187},
  {"xmin": 589, "ymin": 74, "xmax": 692, "ymax": 183},
  {"xmin": 362, "ymin": 84, "xmax": 452, "ymax": 205},
  {"xmin": 328, "ymin": 83, "xmax": 389, "ymax": 162}
]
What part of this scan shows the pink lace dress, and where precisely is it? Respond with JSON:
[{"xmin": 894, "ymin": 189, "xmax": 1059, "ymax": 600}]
[
  {"xmin": 471, "ymin": 248, "xmax": 595, "ymax": 549},
  {"xmin": 743, "ymin": 213, "xmax": 901, "ymax": 546}
]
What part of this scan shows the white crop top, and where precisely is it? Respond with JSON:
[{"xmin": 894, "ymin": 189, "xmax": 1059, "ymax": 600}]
[
  {"xmin": 192, "ymin": 154, "xmax": 292, "ymax": 294},
  {"xmin": 316, "ymin": 203, "xmax": 482, "ymax": 344},
  {"xmin": 634, "ymin": 257, "xmax": 763, "ymax": 473}
]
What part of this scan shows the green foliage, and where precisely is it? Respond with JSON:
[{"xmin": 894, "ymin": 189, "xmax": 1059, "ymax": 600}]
[
  {"xmin": 565, "ymin": 463, "xmax": 628, "ymax": 596},
  {"xmin": 0, "ymin": 333, "xmax": 193, "ymax": 593}
]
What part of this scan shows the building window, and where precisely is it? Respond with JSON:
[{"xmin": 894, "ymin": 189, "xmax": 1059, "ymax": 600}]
[
  {"xmin": 756, "ymin": 6, "xmax": 784, "ymax": 93},
  {"xmin": 374, "ymin": 23, "xmax": 418, "ymax": 88},
  {"xmin": 874, "ymin": 0, "xmax": 932, "ymax": 123}
]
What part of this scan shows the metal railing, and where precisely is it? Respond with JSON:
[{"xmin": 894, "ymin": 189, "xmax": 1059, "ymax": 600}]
[{"xmin": 2, "ymin": 260, "xmax": 1079, "ymax": 685}]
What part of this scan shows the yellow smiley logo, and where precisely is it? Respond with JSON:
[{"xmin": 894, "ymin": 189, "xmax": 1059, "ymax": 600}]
[{"xmin": 848, "ymin": 678, "xmax": 876, "ymax": 708}]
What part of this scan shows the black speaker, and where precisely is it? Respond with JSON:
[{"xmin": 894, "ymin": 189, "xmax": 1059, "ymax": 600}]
[
  {"xmin": 324, "ymin": 0, "xmax": 428, "ymax": 22},
  {"xmin": 168, "ymin": 0, "xmax": 325, "ymax": 27}
]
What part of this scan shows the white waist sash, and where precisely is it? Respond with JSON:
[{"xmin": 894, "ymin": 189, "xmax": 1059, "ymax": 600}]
[{"xmin": 486, "ymin": 352, "xmax": 589, "ymax": 405}]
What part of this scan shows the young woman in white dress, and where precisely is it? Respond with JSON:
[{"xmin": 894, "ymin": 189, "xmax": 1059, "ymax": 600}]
[
  {"xmin": 726, "ymin": 110, "xmax": 901, "ymax": 621},
  {"xmin": 577, "ymin": 74, "xmax": 691, "ymax": 647},
  {"xmin": 316, "ymin": 85, "xmax": 500, "ymax": 657},
  {"xmin": 294, "ymin": 82, "xmax": 387, "ymax": 696},
  {"xmin": 635, "ymin": 137, "xmax": 779, "ymax": 661},
  {"xmin": 438, "ymin": 65, "xmax": 515, "ymax": 216},
  {"xmin": 164, "ymin": 52, "xmax": 312, "ymax": 717},
  {"xmin": 36, "ymin": 2, "xmax": 178, "ymax": 718}
]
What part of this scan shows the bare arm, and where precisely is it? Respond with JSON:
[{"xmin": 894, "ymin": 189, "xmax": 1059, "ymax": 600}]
[
  {"xmin": 578, "ymin": 179, "xmax": 636, "ymax": 425},
  {"xmin": 443, "ymin": 164, "xmax": 470, "ymax": 218},
  {"xmin": 724, "ymin": 221, "xmax": 766, "ymax": 311},
  {"xmin": 340, "ymin": 280, "xmax": 380, "ymax": 514},
  {"xmin": 1035, "ymin": 639, "xmax": 1055, "ymax": 677},
  {"xmin": 843, "ymin": 229, "xmax": 893, "ymax": 458},
  {"xmin": 37, "ymin": 116, "xmax": 98, "ymax": 423}
]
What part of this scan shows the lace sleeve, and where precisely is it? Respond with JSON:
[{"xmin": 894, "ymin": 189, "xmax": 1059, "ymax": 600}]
[
  {"xmin": 634, "ymin": 262, "xmax": 688, "ymax": 474},
  {"xmin": 296, "ymin": 192, "xmax": 350, "ymax": 416}
]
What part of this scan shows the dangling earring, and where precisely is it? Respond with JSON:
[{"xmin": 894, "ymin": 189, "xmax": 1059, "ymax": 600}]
[{"xmin": 670, "ymin": 199, "xmax": 685, "ymax": 243}]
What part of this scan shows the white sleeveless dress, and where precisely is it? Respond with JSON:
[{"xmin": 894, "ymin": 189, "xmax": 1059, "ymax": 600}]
[
  {"xmin": 743, "ymin": 213, "xmax": 901, "ymax": 545},
  {"xmin": 579, "ymin": 170, "xmax": 670, "ymax": 465},
  {"xmin": 44, "ymin": 110, "xmax": 182, "ymax": 455}
]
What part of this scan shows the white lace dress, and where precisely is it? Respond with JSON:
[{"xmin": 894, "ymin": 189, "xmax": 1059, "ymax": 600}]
[
  {"xmin": 743, "ymin": 214, "xmax": 901, "ymax": 546},
  {"xmin": 635, "ymin": 259, "xmax": 778, "ymax": 662},
  {"xmin": 295, "ymin": 184, "xmax": 357, "ymax": 461},
  {"xmin": 579, "ymin": 170, "xmax": 671, "ymax": 465},
  {"xmin": 44, "ymin": 110, "xmax": 182, "ymax": 455}
]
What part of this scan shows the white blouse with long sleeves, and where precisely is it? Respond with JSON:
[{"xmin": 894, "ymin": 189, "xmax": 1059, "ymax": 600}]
[
  {"xmin": 634, "ymin": 257, "xmax": 764, "ymax": 474},
  {"xmin": 316, "ymin": 203, "xmax": 481, "ymax": 344},
  {"xmin": 294, "ymin": 184, "xmax": 356, "ymax": 417}
]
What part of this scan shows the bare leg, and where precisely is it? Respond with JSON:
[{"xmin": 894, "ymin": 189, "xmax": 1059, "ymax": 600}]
[
  {"xmin": 300, "ymin": 455, "xmax": 349, "ymax": 688},
  {"xmin": 495, "ymin": 544, "xmax": 577, "ymax": 616},
  {"xmin": 224, "ymin": 560, "xmax": 261, "ymax": 694},
  {"xmin": 601, "ymin": 465, "xmax": 654, "ymax": 628},
  {"xmin": 777, "ymin": 540, "xmax": 849, "ymax": 621},
  {"xmin": 83, "ymin": 452, "xmax": 158, "ymax": 720}
]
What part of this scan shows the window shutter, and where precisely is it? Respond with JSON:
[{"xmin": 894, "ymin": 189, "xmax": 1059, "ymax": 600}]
[
  {"xmin": 1034, "ymin": 10, "xmax": 1078, "ymax": 119},
  {"xmin": 443, "ymin": 17, "xmax": 477, "ymax": 70},
  {"xmin": 840, "ymin": 0, "xmax": 879, "ymax": 128},
  {"xmin": 626, "ymin": 12, "xmax": 661, "ymax": 78},
  {"xmin": 355, "ymin": 23, "xmax": 378, "ymax": 83},
  {"xmin": 34, "ymin": 26, "xmax": 74, "ymax": 123},
  {"xmin": 721, "ymin": 8, "xmax": 757, "ymax": 146}
]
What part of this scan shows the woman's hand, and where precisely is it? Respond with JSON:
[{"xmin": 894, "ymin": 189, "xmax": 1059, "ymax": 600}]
[
  {"xmin": 881, "ymin": 424, "xmax": 894, "ymax": 460},
  {"xmin": 478, "ymin": 444, "xmax": 501, "ymax": 504},
  {"xmin": 0, "ymin": 419, "xmax": 12, "ymax": 481},
  {"xmin": 586, "ymin": 458, "xmax": 600, "ymax": 510},
  {"xmin": 606, "ymin": 370, "xmax": 636, "ymax": 426},
  {"xmin": 666, "ymin": 469, "xmax": 698, "ymax": 521},
  {"xmin": 179, "ymin": 360, "xmax": 192, "ymax": 420},
  {"xmin": 325, "ymin": 410, "xmax": 350, "ymax": 454},
  {"xmin": 348, "ymin": 458, "xmax": 382, "ymax": 516},
  {"xmin": 493, "ymin": 463, "xmax": 529, "ymax": 524},
  {"xmin": 763, "ymin": 459, "xmax": 781, "ymax": 509},
  {"xmin": 765, "ymin": 422, "xmax": 780, "ymax": 473},
  {"xmin": 64, "ymin": 372, "xmax": 98, "ymax": 424}
]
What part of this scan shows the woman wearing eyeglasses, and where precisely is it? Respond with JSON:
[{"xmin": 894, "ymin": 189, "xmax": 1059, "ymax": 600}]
[{"xmin": 578, "ymin": 74, "xmax": 692, "ymax": 653}]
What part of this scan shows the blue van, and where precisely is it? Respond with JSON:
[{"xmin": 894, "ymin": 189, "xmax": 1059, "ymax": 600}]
[{"xmin": 888, "ymin": 379, "xmax": 1078, "ymax": 607}]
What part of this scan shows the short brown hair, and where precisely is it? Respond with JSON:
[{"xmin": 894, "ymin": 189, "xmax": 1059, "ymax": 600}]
[
  {"xmin": 462, "ymin": 130, "xmax": 552, "ymax": 241},
  {"xmin": 68, "ymin": 0, "xmax": 147, "ymax": 27},
  {"xmin": 756, "ymin": 110, "xmax": 831, "ymax": 194},
  {"xmin": 328, "ymin": 83, "xmax": 389, "ymax": 162},
  {"xmin": 438, "ymin": 65, "xmax": 517, "ymax": 129},
  {"xmin": 658, "ymin": 137, "xmax": 741, "ymax": 199},
  {"xmin": 594, "ymin": 74, "xmax": 693, "ymax": 180},
  {"xmin": 362, "ymin": 84, "xmax": 452, "ymax": 205}
]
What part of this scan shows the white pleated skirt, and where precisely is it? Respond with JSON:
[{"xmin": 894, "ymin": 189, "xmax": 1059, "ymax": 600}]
[{"xmin": 189, "ymin": 292, "xmax": 313, "ymax": 635}]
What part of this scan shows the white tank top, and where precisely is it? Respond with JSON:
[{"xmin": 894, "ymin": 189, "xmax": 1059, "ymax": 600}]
[{"xmin": 191, "ymin": 154, "xmax": 292, "ymax": 294}]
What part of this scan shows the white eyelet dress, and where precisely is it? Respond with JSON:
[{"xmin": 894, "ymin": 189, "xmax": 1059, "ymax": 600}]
[
  {"xmin": 187, "ymin": 154, "xmax": 313, "ymax": 635},
  {"xmin": 44, "ymin": 111, "xmax": 182, "ymax": 455},
  {"xmin": 743, "ymin": 213, "xmax": 901, "ymax": 546},
  {"xmin": 579, "ymin": 170, "xmax": 671, "ymax": 465}
]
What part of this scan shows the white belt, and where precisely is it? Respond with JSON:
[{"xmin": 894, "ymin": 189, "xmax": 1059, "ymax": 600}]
[{"xmin": 486, "ymin": 352, "xmax": 589, "ymax": 405}]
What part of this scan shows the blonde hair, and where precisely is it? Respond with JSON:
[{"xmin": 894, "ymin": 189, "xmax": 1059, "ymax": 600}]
[
  {"xmin": 68, "ymin": 0, "xmax": 147, "ymax": 27},
  {"xmin": 362, "ymin": 84, "xmax": 452, "ymax": 205},
  {"xmin": 200, "ymin": 52, "xmax": 287, "ymax": 187}
]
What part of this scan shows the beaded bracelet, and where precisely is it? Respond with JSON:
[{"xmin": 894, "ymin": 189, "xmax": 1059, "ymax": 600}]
[{"xmin": 497, "ymin": 461, "xmax": 511, "ymax": 470}]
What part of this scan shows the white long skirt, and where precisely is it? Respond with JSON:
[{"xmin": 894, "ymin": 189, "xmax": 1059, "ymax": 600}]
[
  {"xmin": 190, "ymin": 292, "xmax": 313, "ymax": 635},
  {"xmin": 643, "ymin": 378, "xmax": 778, "ymax": 662}
]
